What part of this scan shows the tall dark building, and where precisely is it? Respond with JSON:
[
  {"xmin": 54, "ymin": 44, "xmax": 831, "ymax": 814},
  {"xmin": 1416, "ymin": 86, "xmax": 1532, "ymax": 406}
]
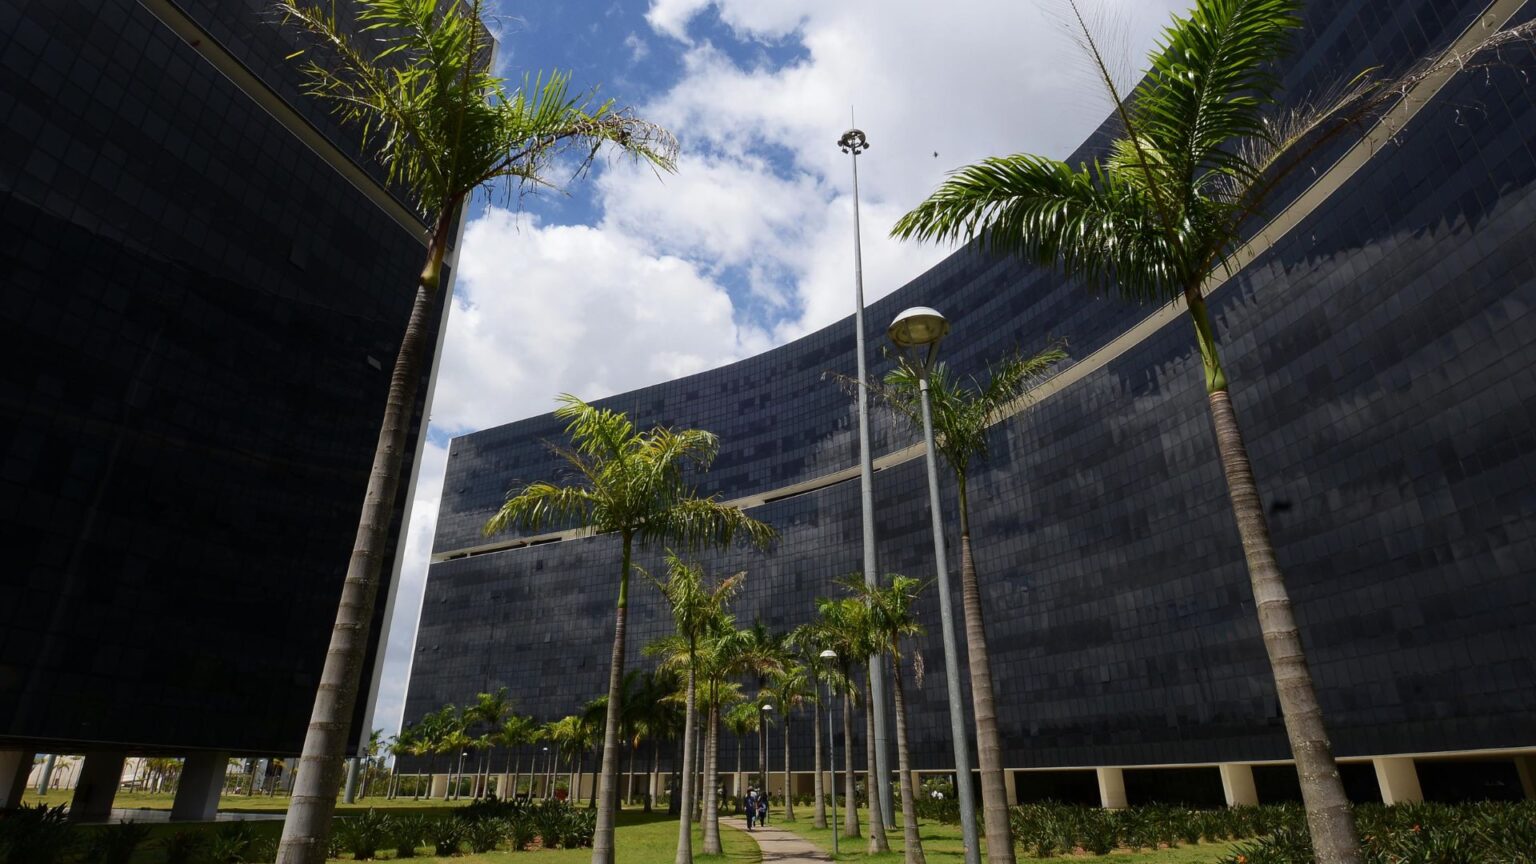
[
  {"xmin": 405, "ymin": 0, "xmax": 1536, "ymax": 808},
  {"xmin": 0, "ymin": 0, "xmax": 452, "ymax": 817}
]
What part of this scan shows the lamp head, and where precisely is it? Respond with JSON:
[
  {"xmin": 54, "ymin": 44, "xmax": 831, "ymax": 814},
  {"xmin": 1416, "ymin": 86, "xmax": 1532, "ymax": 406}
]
[
  {"xmin": 887, "ymin": 306, "xmax": 949, "ymax": 348},
  {"xmin": 819, "ymin": 649, "xmax": 837, "ymax": 660},
  {"xmin": 837, "ymin": 128, "xmax": 869, "ymax": 155}
]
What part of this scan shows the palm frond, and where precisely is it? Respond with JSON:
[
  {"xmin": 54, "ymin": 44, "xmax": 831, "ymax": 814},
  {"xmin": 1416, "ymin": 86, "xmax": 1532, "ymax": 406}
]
[{"xmin": 482, "ymin": 481, "xmax": 594, "ymax": 536}]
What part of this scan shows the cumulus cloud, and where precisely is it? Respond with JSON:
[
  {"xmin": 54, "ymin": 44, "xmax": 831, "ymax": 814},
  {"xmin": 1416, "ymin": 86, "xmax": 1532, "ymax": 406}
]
[{"xmin": 370, "ymin": 0, "xmax": 1184, "ymax": 737}]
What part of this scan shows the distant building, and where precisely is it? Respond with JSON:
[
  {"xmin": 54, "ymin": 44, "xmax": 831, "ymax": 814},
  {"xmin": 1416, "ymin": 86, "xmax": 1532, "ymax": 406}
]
[
  {"xmin": 0, "ymin": 0, "xmax": 454, "ymax": 819},
  {"xmin": 405, "ymin": 0, "xmax": 1536, "ymax": 807}
]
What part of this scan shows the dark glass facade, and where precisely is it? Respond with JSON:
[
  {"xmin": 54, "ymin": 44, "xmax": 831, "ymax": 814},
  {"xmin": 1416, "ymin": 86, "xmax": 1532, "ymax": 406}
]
[
  {"xmin": 0, "ymin": 0, "xmax": 443, "ymax": 755},
  {"xmin": 407, "ymin": 0, "xmax": 1535, "ymax": 779}
]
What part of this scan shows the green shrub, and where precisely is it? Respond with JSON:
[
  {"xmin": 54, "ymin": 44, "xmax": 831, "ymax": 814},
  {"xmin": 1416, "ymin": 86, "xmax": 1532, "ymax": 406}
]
[
  {"xmin": 389, "ymin": 813, "xmax": 432, "ymax": 858},
  {"xmin": 463, "ymin": 817, "xmax": 505, "ymax": 853},
  {"xmin": 83, "ymin": 822, "xmax": 153, "ymax": 864},
  {"xmin": 209, "ymin": 822, "xmax": 260, "ymax": 863},
  {"xmin": 428, "ymin": 816, "xmax": 463, "ymax": 856},
  {"xmin": 334, "ymin": 809, "xmax": 391, "ymax": 860},
  {"xmin": 531, "ymin": 801, "xmax": 569, "ymax": 849},
  {"xmin": 506, "ymin": 811, "xmax": 538, "ymax": 851},
  {"xmin": 0, "ymin": 803, "xmax": 76, "ymax": 864},
  {"xmin": 561, "ymin": 807, "xmax": 597, "ymax": 848},
  {"xmin": 160, "ymin": 829, "xmax": 207, "ymax": 864}
]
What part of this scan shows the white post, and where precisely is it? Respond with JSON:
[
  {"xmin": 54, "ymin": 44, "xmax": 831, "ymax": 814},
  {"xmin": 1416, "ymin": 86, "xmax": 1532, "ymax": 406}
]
[
  {"xmin": 1219, "ymin": 764, "xmax": 1259, "ymax": 807},
  {"xmin": 1096, "ymin": 767, "xmax": 1128, "ymax": 810},
  {"xmin": 1373, "ymin": 758, "xmax": 1423, "ymax": 805}
]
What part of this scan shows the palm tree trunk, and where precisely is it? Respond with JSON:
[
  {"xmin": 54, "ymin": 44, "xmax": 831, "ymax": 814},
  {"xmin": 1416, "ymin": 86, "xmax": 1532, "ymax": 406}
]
[
  {"xmin": 891, "ymin": 656, "xmax": 925, "ymax": 864},
  {"xmin": 813, "ymin": 694, "xmax": 826, "ymax": 829},
  {"xmin": 956, "ymin": 485, "xmax": 1014, "ymax": 864},
  {"xmin": 1188, "ymin": 290, "xmax": 1360, "ymax": 864},
  {"xmin": 647, "ymin": 741, "xmax": 659, "ymax": 813},
  {"xmin": 702, "ymin": 702, "xmax": 722, "ymax": 854},
  {"xmin": 781, "ymin": 713, "xmax": 794, "ymax": 821},
  {"xmin": 735, "ymin": 739, "xmax": 743, "ymax": 803},
  {"xmin": 863, "ymin": 675, "xmax": 890, "ymax": 853},
  {"xmin": 674, "ymin": 661, "xmax": 698, "ymax": 864},
  {"xmin": 276, "ymin": 212, "xmax": 453, "ymax": 864},
  {"xmin": 626, "ymin": 742, "xmax": 638, "ymax": 806},
  {"xmin": 591, "ymin": 532, "xmax": 633, "ymax": 864},
  {"xmin": 841, "ymin": 688, "xmax": 860, "ymax": 838}
]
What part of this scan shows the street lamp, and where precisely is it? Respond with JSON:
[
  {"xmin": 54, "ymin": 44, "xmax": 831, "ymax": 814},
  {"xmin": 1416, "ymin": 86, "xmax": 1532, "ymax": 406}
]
[
  {"xmin": 838, "ymin": 123, "xmax": 893, "ymax": 821},
  {"xmin": 759, "ymin": 703, "xmax": 773, "ymax": 799},
  {"xmin": 818, "ymin": 649, "xmax": 840, "ymax": 857},
  {"xmin": 887, "ymin": 306, "xmax": 980, "ymax": 864},
  {"xmin": 541, "ymin": 746, "xmax": 550, "ymax": 799}
]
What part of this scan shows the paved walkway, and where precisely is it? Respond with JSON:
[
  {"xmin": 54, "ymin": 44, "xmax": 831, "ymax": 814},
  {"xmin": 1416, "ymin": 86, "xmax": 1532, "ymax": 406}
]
[{"xmin": 722, "ymin": 816, "xmax": 833, "ymax": 862}]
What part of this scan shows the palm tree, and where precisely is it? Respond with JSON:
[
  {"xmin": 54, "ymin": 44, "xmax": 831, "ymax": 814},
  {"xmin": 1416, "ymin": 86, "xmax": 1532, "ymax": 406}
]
[
  {"xmin": 885, "ymin": 2, "xmax": 1536, "ymax": 860},
  {"xmin": 877, "ymin": 347, "xmax": 1063, "ymax": 863},
  {"xmin": 787, "ymin": 624, "xmax": 837, "ymax": 829},
  {"xmin": 766, "ymin": 662, "xmax": 812, "ymax": 822},
  {"xmin": 487, "ymin": 398, "xmax": 774, "ymax": 863},
  {"xmin": 722, "ymin": 700, "xmax": 761, "ymax": 802},
  {"xmin": 467, "ymin": 689, "xmax": 512, "ymax": 798},
  {"xmin": 811, "ymin": 597, "xmax": 868, "ymax": 843},
  {"xmin": 272, "ymin": 1, "xmax": 676, "ymax": 857},
  {"xmin": 494, "ymin": 714, "xmax": 537, "ymax": 800},
  {"xmin": 849, "ymin": 575, "xmax": 929, "ymax": 864},
  {"xmin": 648, "ymin": 553, "xmax": 745, "ymax": 864}
]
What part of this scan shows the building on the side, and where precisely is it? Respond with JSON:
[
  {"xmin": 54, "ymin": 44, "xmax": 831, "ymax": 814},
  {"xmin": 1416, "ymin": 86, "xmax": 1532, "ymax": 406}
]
[
  {"xmin": 402, "ymin": 0, "xmax": 1536, "ymax": 809},
  {"xmin": 0, "ymin": 0, "xmax": 454, "ymax": 819}
]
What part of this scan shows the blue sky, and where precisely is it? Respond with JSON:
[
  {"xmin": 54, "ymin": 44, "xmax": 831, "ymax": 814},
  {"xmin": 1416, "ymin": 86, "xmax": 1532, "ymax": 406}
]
[{"xmin": 371, "ymin": 0, "xmax": 1186, "ymax": 742}]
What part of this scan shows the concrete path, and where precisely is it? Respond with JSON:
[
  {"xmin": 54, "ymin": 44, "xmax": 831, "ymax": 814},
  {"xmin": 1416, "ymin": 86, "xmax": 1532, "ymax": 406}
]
[{"xmin": 723, "ymin": 816, "xmax": 834, "ymax": 862}]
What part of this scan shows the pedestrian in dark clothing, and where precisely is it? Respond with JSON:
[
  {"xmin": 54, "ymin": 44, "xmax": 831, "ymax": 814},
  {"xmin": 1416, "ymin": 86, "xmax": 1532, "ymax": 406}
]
[
  {"xmin": 757, "ymin": 792, "xmax": 768, "ymax": 826},
  {"xmin": 744, "ymin": 789, "xmax": 757, "ymax": 830}
]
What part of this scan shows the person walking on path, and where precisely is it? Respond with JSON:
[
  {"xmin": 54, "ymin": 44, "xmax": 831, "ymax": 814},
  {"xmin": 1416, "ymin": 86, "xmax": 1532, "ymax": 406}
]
[
  {"xmin": 744, "ymin": 788, "xmax": 759, "ymax": 830},
  {"xmin": 757, "ymin": 791, "xmax": 769, "ymax": 827}
]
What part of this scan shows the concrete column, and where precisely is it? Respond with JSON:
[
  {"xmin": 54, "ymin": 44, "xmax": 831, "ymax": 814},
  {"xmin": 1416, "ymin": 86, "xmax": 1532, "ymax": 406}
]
[
  {"xmin": 172, "ymin": 752, "xmax": 229, "ymax": 822},
  {"xmin": 36, "ymin": 753, "xmax": 57, "ymax": 795},
  {"xmin": 1005, "ymin": 770, "xmax": 1019, "ymax": 806},
  {"xmin": 343, "ymin": 757, "xmax": 359, "ymax": 803},
  {"xmin": 430, "ymin": 773, "xmax": 448, "ymax": 798},
  {"xmin": 70, "ymin": 751, "xmax": 126, "ymax": 821},
  {"xmin": 1373, "ymin": 757, "xmax": 1423, "ymax": 805},
  {"xmin": 1096, "ymin": 767, "xmax": 1127, "ymax": 809},
  {"xmin": 1219, "ymin": 764, "xmax": 1259, "ymax": 807},
  {"xmin": 1514, "ymin": 756, "xmax": 1535, "ymax": 800},
  {"xmin": 1, "ymin": 750, "xmax": 35, "ymax": 809}
]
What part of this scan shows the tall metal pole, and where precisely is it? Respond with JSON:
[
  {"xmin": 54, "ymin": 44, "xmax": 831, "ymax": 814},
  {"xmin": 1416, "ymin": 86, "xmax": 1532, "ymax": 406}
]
[
  {"xmin": 838, "ymin": 122, "xmax": 894, "ymax": 823},
  {"xmin": 916, "ymin": 367, "xmax": 981, "ymax": 864},
  {"xmin": 824, "ymin": 666, "xmax": 839, "ymax": 858}
]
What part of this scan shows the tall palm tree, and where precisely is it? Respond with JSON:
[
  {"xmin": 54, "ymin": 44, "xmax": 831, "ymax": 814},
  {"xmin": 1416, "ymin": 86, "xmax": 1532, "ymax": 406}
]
[
  {"xmin": 766, "ymin": 662, "xmax": 812, "ymax": 822},
  {"xmin": 722, "ymin": 700, "xmax": 761, "ymax": 801},
  {"xmin": 648, "ymin": 553, "xmax": 745, "ymax": 864},
  {"xmin": 850, "ymin": 575, "xmax": 929, "ymax": 864},
  {"xmin": 273, "ymin": 1, "xmax": 676, "ymax": 858},
  {"xmin": 878, "ymin": 347, "xmax": 1063, "ymax": 864},
  {"xmin": 494, "ymin": 714, "xmax": 537, "ymax": 800},
  {"xmin": 487, "ymin": 397, "xmax": 774, "ymax": 864},
  {"xmin": 787, "ymin": 624, "xmax": 837, "ymax": 830},
  {"xmin": 468, "ymin": 689, "xmax": 512, "ymax": 798},
  {"xmin": 811, "ymin": 597, "xmax": 869, "ymax": 843},
  {"xmin": 888, "ymin": 2, "xmax": 1536, "ymax": 859}
]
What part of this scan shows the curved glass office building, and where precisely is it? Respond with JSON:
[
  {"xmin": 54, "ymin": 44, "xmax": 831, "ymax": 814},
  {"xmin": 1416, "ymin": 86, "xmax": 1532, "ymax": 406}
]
[{"xmin": 405, "ymin": 0, "xmax": 1536, "ymax": 806}]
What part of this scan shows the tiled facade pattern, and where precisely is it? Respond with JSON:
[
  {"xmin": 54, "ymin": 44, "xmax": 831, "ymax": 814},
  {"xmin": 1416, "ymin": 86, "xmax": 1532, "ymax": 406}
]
[
  {"xmin": 0, "ymin": 0, "xmax": 439, "ymax": 755},
  {"xmin": 412, "ymin": 0, "xmax": 1536, "ymax": 776}
]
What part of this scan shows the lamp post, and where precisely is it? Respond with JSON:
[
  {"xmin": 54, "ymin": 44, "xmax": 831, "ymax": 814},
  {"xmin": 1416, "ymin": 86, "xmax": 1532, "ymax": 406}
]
[
  {"xmin": 541, "ymin": 746, "xmax": 550, "ymax": 799},
  {"xmin": 759, "ymin": 703, "xmax": 773, "ymax": 799},
  {"xmin": 888, "ymin": 306, "xmax": 979, "ymax": 864},
  {"xmin": 819, "ymin": 649, "xmax": 840, "ymax": 858},
  {"xmin": 838, "ymin": 124, "xmax": 893, "ymax": 821}
]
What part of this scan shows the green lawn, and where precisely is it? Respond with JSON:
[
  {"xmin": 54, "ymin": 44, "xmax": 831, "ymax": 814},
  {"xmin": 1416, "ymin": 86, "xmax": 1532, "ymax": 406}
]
[
  {"xmin": 23, "ymin": 802, "xmax": 759, "ymax": 864},
  {"xmin": 773, "ymin": 807, "xmax": 1240, "ymax": 863}
]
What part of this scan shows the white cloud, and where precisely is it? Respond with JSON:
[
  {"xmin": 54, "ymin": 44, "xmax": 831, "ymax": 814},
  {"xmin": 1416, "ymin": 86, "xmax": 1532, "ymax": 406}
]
[{"xmin": 372, "ymin": 0, "xmax": 1186, "ymax": 738}]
